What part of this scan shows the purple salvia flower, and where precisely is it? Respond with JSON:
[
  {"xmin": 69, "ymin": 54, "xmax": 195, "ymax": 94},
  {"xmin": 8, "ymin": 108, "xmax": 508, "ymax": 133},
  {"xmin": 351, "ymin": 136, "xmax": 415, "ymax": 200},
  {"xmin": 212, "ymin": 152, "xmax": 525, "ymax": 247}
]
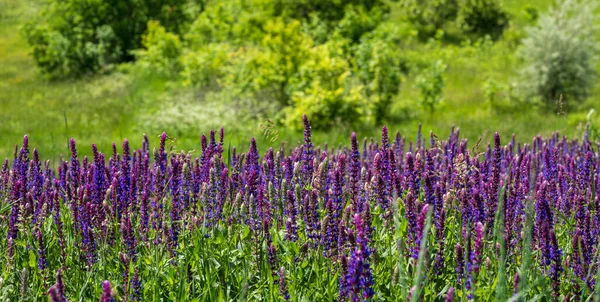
[
  {"xmin": 472, "ymin": 221, "xmax": 484, "ymax": 275},
  {"xmin": 302, "ymin": 114, "xmax": 314, "ymax": 190},
  {"xmin": 373, "ymin": 153, "xmax": 390, "ymax": 215},
  {"xmin": 68, "ymin": 138, "xmax": 80, "ymax": 202},
  {"xmin": 130, "ymin": 268, "xmax": 141, "ymax": 301},
  {"xmin": 169, "ymin": 156, "xmax": 182, "ymax": 252},
  {"xmin": 345, "ymin": 214, "xmax": 374, "ymax": 301},
  {"xmin": 414, "ymin": 204, "xmax": 429, "ymax": 260},
  {"xmin": 279, "ymin": 267, "xmax": 290, "ymax": 300},
  {"xmin": 339, "ymin": 255, "xmax": 349, "ymax": 300},
  {"xmin": 486, "ymin": 132, "xmax": 501, "ymax": 230},
  {"xmin": 349, "ymin": 132, "xmax": 361, "ymax": 208},
  {"xmin": 549, "ymin": 227, "xmax": 562, "ymax": 298},
  {"xmin": 285, "ymin": 190, "xmax": 298, "ymax": 242},
  {"xmin": 56, "ymin": 268, "xmax": 65, "ymax": 301},
  {"xmin": 48, "ymin": 285, "xmax": 62, "ymax": 302},
  {"xmin": 268, "ymin": 242, "xmax": 277, "ymax": 274},
  {"xmin": 100, "ymin": 280, "xmax": 114, "ymax": 302},
  {"xmin": 36, "ymin": 229, "xmax": 47, "ymax": 272},
  {"xmin": 121, "ymin": 215, "xmax": 137, "ymax": 262},
  {"xmin": 445, "ymin": 287, "xmax": 454, "ymax": 302}
]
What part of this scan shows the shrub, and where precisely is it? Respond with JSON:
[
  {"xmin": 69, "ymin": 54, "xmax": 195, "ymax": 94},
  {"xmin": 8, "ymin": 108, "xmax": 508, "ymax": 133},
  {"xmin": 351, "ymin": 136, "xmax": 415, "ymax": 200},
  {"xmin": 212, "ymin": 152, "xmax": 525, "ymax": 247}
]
[
  {"xmin": 399, "ymin": 0, "xmax": 459, "ymax": 38},
  {"xmin": 353, "ymin": 24, "xmax": 405, "ymax": 124},
  {"xmin": 518, "ymin": 0, "xmax": 599, "ymax": 104},
  {"xmin": 456, "ymin": 0, "xmax": 509, "ymax": 40},
  {"xmin": 178, "ymin": 0, "xmax": 404, "ymax": 129},
  {"xmin": 416, "ymin": 60, "xmax": 446, "ymax": 114},
  {"xmin": 133, "ymin": 21, "xmax": 183, "ymax": 77},
  {"xmin": 24, "ymin": 0, "xmax": 195, "ymax": 79},
  {"xmin": 285, "ymin": 39, "xmax": 368, "ymax": 130}
]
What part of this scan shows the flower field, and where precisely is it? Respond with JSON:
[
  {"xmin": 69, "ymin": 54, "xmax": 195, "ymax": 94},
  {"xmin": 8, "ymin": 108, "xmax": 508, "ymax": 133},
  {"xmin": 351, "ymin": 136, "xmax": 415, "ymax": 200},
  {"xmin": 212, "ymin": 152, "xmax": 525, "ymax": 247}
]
[{"xmin": 1, "ymin": 115, "xmax": 600, "ymax": 301}]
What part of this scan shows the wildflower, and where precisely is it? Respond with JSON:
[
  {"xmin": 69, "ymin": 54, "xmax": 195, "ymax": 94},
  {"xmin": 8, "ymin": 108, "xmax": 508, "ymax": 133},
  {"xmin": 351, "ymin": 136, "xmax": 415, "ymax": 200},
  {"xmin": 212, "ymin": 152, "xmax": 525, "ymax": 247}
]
[
  {"xmin": 100, "ymin": 280, "xmax": 114, "ymax": 302},
  {"xmin": 279, "ymin": 267, "xmax": 290, "ymax": 300}
]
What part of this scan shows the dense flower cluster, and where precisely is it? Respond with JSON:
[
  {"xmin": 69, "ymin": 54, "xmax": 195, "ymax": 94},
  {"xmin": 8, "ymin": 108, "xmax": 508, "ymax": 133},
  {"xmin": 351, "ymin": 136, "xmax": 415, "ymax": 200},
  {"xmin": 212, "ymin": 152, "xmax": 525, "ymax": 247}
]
[{"xmin": 1, "ymin": 116, "xmax": 600, "ymax": 300}]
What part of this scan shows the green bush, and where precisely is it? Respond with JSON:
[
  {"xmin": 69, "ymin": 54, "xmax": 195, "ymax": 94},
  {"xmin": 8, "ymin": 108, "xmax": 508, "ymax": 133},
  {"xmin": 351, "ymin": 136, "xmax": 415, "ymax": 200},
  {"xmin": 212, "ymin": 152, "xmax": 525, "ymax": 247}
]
[
  {"xmin": 456, "ymin": 0, "xmax": 509, "ymax": 40},
  {"xmin": 518, "ymin": 0, "xmax": 598, "ymax": 104},
  {"xmin": 353, "ymin": 24, "xmax": 405, "ymax": 124},
  {"xmin": 24, "ymin": 0, "xmax": 196, "ymax": 79},
  {"xmin": 285, "ymin": 39, "xmax": 368, "ymax": 130},
  {"xmin": 416, "ymin": 60, "xmax": 446, "ymax": 114},
  {"xmin": 399, "ymin": 0, "xmax": 459, "ymax": 38},
  {"xmin": 400, "ymin": 0, "xmax": 509, "ymax": 40},
  {"xmin": 133, "ymin": 21, "xmax": 183, "ymax": 77},
  {"xmin": 175, "ymin": 0, "xmax": 404, "ymax": 129}
]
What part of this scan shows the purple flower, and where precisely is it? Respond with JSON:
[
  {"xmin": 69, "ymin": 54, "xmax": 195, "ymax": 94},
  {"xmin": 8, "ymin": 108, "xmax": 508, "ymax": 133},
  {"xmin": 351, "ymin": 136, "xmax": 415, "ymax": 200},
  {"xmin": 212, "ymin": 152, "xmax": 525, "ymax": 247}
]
[
  {"xmin": 130, "ymin": 268, "xmax": 141, "ymax": 301},
  {"xmin": 100, "ymin": 280, "xmax": 114, "ymax": 302},
  {"xmin": 349, "ymin": 132, "xmax": 361, "ymax": 208},
  {"xmin": 414, "ymin": 204, "xmax": 430, "ymax": 260},
  {"xmin": 472, "ymin": 221, "xmax": 484, "ymax": 275},
  {"xmin": 285, "ymin": 190, "xmax": 298, "ymax": 242},
  {"xmin": 121, "ymin": 215, "xmax": 137, "ymax": 262},
  {"xmin": 345, "ymin": 214, "xmax": 374, "ymax": 301},
  {"xmin": 36, "ymin": 229, "xmax": 47, "ymax": 271},
  {"xmin": 279, "ymin": 267, "xmax": 290, "ymax": 300},
  {"xmin": 445, "ymin": 287, "xmax": 454, "ymax": 302},
  {"xmin": 48, "ymin": 285, "xmax": 63, "ymax": 302},
  {"xmin": 302, "ymin": 114, "xmax": 314, "ymax": 188},
  {"xmin": 486, "ymin": 132, "xmax": 501, "ymax": 230}
]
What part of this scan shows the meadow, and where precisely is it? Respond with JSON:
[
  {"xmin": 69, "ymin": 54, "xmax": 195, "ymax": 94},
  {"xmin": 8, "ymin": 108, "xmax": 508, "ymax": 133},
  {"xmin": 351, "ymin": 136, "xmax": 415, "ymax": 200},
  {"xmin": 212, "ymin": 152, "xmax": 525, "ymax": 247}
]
[
  {"xmin": 2, "ymin": 115, "xmax": 600, "ymax": 300},
  {"xmin": 1, "ymin": 0, "xmax": 600, "ymax": 300}
]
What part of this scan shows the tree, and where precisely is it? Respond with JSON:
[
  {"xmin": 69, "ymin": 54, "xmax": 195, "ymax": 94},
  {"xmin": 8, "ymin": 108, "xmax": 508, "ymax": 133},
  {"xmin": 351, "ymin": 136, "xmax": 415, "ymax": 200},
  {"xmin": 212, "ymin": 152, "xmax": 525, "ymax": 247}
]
[
  {"xmin": 518, "ymin": 0, "xmax": 598, "ymax": 104},
  {"xmin": 24, "ymin": 0, "xmax": 196, "ymax": 79}
]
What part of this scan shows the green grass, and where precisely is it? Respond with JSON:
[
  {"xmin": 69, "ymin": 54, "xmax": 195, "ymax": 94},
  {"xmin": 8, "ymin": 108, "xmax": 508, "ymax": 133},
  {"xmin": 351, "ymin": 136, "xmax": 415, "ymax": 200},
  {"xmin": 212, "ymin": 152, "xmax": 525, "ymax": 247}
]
[{"xmin": 0, "ymin": 0, "xmax": 598, "ymax": 160}]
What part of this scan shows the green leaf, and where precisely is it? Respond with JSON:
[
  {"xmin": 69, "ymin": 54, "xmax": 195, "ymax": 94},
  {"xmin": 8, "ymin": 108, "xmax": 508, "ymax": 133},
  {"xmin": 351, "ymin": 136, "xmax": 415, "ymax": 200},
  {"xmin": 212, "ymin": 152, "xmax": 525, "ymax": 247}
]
[{"xmin": 28, "ymin": 250, "xmax": 36, "ymax": 269}]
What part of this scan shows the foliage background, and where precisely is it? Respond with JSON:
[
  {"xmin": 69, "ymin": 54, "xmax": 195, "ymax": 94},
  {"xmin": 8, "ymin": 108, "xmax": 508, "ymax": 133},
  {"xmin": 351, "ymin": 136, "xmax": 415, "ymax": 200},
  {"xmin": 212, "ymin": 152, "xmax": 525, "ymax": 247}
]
[{"xmin": 0, "ymin": 0, "xmax": 599, "ymax": 159}]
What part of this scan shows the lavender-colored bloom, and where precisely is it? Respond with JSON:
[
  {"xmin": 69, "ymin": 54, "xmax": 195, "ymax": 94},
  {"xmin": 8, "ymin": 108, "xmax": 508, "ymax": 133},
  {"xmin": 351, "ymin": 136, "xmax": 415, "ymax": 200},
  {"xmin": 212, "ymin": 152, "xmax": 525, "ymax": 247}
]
[
  {"xmin": 339, "ymin": 255, "xmax": 349, "ymax": 300},
  {"xmin": 302, "ymin": 114, "xmax": 314, "ymax": 189},
  {"xmin": 268, "ymin": 243, "xmax": 277, "ymax": 273},
  {"xmin": 472, "ymin": 221, "xmax": 484, "ymax": 275},
  {"xmin": 279, "ymin": 267, "xmax": 290, "ymax": 300},
  {"xmin": 445, "ymin": 287, "xmax": 454, "ymax": 302},
  {"xmin": 36, "ymin": 229, "xmax": 47, "ymax": 271},
  {"xmin": 48, "ymin": 285, "xmax": 62, "ymax": 302},
  {"xmin": 434, "ymin": 206, "xmax": 447, "ymax": 273},
  {"xmin": 7, "ymin": 201, "xmax": 19, "ymax": 258},
  {"xmin": 414, "ymin": 204, "xmax": 430, "ymax": 260},
  {"xmin": 345, "ymin": 214, "xmax": 375, "ymax": 301},
  {"xmin": 486, "ymin": 132, "xmax": 501, "ymax": 230},
  {"xmin": 130, "ymin": 268, "xmax": 141, "ymax": 301},
  {"xmin": 121, "ymin": 215, "xmax": 137, "ymax": 262},
  {"xmin": 56, "ymin": 269, "xmax": 65, "ymax": 301},
  {"xmin": 349, "ymin": 132, "xmax": 361, "ymax": 207},
  {"xmin": 373, "ymin": 153, "xmax": 390, "ymax": 214},
  {"xmin": 548, "ymin": 227, "xmax": 562, "ymax": 298},
  {"xmin": 100, "ymin": 280, "xmax": 114, "ymax": 302}
]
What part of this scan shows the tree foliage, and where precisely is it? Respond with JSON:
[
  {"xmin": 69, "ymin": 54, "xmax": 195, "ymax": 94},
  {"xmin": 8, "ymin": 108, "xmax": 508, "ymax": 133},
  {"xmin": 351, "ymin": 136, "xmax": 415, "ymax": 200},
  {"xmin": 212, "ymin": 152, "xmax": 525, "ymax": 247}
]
[
  {"xmin": 456, "ymin": 0, "xmax": 509, "ymax": 40},
  {"xmin": 24, "ymin": 0, "xmax": 197, "ymax": 79},
  {"xmin": 518, "ymin": 0, "xmax": 598, "ymax": 104},
  {"xmin": 144, "ymin": 0, "xmax": 404, "ymax": 129},
  {"xmin": 399, "ymin": 0, "xmax": 509, "ymax": 40},
  {"xmin": 416, "ymin": 60, "xmax": 446, "ymax": 114}
]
